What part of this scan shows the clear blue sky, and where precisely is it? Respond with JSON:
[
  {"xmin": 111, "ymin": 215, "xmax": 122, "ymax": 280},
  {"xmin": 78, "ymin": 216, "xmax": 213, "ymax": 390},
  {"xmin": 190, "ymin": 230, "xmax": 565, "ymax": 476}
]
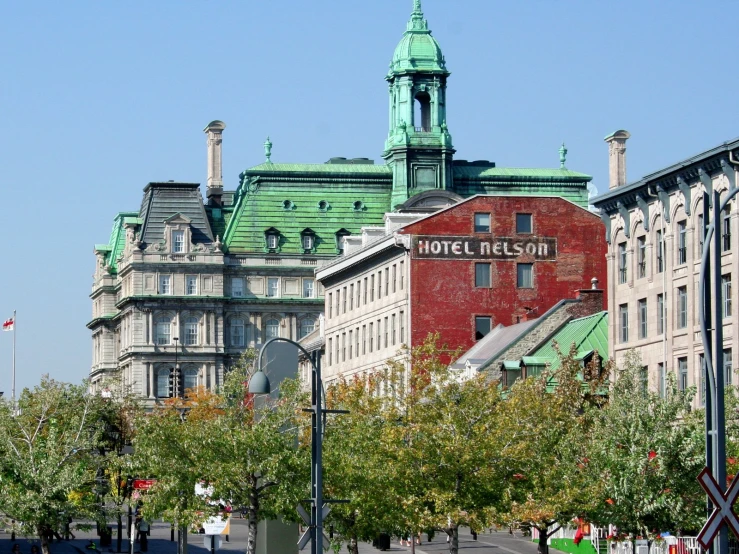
[{"xmin": 1, "ymin": 0, "xmax": 737, "ymax": 393}]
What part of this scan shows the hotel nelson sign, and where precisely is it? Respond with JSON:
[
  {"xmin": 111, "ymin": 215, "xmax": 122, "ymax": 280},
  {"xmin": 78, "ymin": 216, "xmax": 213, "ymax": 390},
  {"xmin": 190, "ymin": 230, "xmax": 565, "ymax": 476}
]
[{"xmin": 412, "ymin": 236, "xmax": 557, "ymax": 261}]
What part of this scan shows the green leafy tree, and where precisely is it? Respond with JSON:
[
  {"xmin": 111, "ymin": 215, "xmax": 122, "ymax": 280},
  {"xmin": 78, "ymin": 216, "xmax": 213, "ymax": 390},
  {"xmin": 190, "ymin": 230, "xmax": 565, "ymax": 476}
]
[
  {"xmin": 206, "ymin": 351, "xmax": 309, "ymax": 554},
  {"xmin": 499, "ymin": 346, "xmax": 608, "ymax": 554},
  {"xmin": 0, "ymin": 377, "xmax": 111, "ymax": 554},
  {"xmin": 584, "ymin": 350, "xmax": 705, "ymax": 541}
]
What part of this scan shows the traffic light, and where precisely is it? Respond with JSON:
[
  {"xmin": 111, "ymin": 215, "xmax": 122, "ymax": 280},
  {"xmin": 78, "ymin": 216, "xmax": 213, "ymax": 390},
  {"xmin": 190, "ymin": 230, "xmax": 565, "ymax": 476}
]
[
  {"xmin": 176, "ymin": 368, "xmax": 184, "ymax": 398},
  {"xmin": 169, "ymin": 367, "xmax": 176, "ymax": 397}
]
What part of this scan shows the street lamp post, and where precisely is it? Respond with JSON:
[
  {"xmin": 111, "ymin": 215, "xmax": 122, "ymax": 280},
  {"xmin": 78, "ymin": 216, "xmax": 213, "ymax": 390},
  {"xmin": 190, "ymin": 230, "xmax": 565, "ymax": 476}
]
[{"xmin": 249, "ymin": 337, "xmax": 347, "ymax": 554}]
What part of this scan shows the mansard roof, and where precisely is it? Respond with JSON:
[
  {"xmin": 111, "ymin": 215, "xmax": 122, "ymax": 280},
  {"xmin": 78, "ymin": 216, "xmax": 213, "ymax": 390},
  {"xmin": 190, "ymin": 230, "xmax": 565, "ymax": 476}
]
[
  {"xmin": 97, "ymin": 211, "xmax": 138, "ymax": 272},
  {"xmin": 222, "ymin": 164, "xmax": 393, "ymax": 254},
  {"xmin": 138, "ymin": 182, "xmax": 214, "ymax": 247}
]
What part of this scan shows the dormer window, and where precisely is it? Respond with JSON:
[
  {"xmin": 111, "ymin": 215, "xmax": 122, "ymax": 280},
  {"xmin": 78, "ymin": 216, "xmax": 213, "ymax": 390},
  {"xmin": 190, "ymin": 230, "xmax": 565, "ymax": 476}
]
[
  {"xmin": 318, "ymin": 200, "xmax": 330, "ymax": 212},
  {"xmin": 336, "ymin": 229, "xmax": 351, "ymax": 255},
  {"xmin": 265, "ymin": 228, "xmax": 280, "ymax": 251},
  {"xmin": 172, "ymin": 231, "xmax": 185, "ymax": 253},
  {"xmin": 301, "ymin": 229, "xmax": 316, "ymax": 252},
  {"xmin": 353, "ymin": 201, "xmax": 365, "ymax": 212},
  {"xmin": 282, "ymin": 200, "xmax": 295, "ymax": 210}
]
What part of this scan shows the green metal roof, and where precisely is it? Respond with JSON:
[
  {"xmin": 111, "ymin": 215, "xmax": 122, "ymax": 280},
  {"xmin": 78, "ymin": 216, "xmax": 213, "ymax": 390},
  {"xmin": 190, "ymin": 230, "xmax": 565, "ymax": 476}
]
[
  {"xmin": 529, "ymin": 311, "xmax": 609, "ymax": 372},
  {"xmin": 245, "ymin": 163, "xmax": 392, "ymax": 175},
  {"xmin": 389, "ymin": 1, "xmax": 448, "ymax": 76},
  {"xmin": 453, "ymin": 166, "xmax": 591, "ymax": 180},
  {"xmin": 104, "ymin": 212, "xmax": 138, "ymax": 273}
]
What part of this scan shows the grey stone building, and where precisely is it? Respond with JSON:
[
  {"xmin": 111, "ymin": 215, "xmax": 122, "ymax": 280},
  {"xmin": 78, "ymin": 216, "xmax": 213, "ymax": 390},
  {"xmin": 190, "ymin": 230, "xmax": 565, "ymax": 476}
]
[{"xmin": 591, "ymin": 132, "xmax": 739, "ymax": 403}]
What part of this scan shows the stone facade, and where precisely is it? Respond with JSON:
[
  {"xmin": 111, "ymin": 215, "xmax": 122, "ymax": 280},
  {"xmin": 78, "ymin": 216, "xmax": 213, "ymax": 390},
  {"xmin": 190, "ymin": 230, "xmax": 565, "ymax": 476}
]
[{"xmin": 592, "ymin": 133, "xmax": 739, "ymax": 404}]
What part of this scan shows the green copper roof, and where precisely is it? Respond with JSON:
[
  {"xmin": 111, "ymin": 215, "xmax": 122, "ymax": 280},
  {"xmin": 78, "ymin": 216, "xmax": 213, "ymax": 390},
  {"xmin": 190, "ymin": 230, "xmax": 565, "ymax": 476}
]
[
  {"xmin": 246, "ymin": 163, "xmax": 392, "ymax": 175},
  {"xmin": 104, "ymin": 212, "xmax": 137, "ymax": 272},
  {"xmin": 453, "ymin": 166, "xmax": 591, "ymax": 180},
  {"xmin": 528, "ymin": 311, "xmax": 609, "ymax": 372},
  {"xmin": 223, "ymin": 165, "xmax": 392, "ymax": 254},
  {"xmin": 389, "ymin": 0, "xmax": 448, "ymax": 77}
]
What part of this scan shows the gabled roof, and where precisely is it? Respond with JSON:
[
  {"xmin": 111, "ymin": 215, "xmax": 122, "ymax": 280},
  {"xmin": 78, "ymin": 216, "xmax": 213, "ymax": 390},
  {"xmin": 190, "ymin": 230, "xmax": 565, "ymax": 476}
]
[
  {"xmin": 526, "ymin": 311, "xmax": 609, "ymax": 372},
  {"xmin": 138, "ymin": 182, "xmax": 214, "ymax": 246},
  {"xmin": 451, "ymin": 320, "xmax": 538, "ymax": 370}
]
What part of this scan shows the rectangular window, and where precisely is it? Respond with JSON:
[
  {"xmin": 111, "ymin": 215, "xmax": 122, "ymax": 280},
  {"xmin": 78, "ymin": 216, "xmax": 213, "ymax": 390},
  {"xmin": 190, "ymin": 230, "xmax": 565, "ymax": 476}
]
[
  {"xmin": 362, "ymin": 325, "xmax": 366, "ymax": 355},
  {"xmin": 349, "ymin": 330, "xmax": 353, "ymax": 359},
  {"xmin": 231, "ymin": 277, "xmax": 244, "ymax": 298},
  {"xmin": 400, "ymin": 310, "xmax": 405, "ymax": 343},
  {"xmin": 723, "ymin": 207, "xmax": 732, "ymax": 252},
  {"xmin": 658, "ymin": 363, "xmax": 665, "ymax": 398},
  {"xmin": 328, "ymin": 293, "xmax": 333, "ymax": 318},
  {"xmin": 350, "ymin": 284, "xmax": 354, "ymax": 310},
  {"xmin": 267, "ymin": 278, "xmax": 279, "ymax": 298},
  {"xmin": 342, "ymin": 287, "xmax": 347, "ymax": 313},
  {"xmin": 267, "ymin": 233, "xmax": 279, "ymax": 250},
  {"xmin": 618, "ymin": 242, "xmax": 627, "ymax": 284},
  {"xmin": 722, "ymin": 274, "xmax": 732, "ymax": 318},
  {"xmin": 377, "ymin": 272, "xmax": 382, "ymax": 298},
  {"xmin": 335, "ymin": 335, "xmax": 340, "ymax": 364},
  {"xmin": 391, "ymin": 314, "xmax": 397, "ymax": 345},
  {"xmin": 677, "ymin": 220, "xmax": 687, "ymax": 265},
  {"xmin": 369, "ymin": 322, "xmax": 374, "ymax": 352},
  {"xmin": 385, "ymin": 268, "xmax": 389, "ymax": 297},
  {"xmin": 656, "ymin": 230, "xmax": 664, "ymax": 273},
  {"xmin": 475, "ymin": 263, "xmax": 491, "ymax": 287},
  {"xmin": 698, "ymin": 213, "xmax": 705, "ymax": 255},
  {"xmin": 678, "ymin": 357, "xmax": 688, "ymax": 391},
  {"xmin": 475, "ymin": 316, "xmax": 492, "ymax": 340},
  {"xmin": 639, "ymin": 366, "xmax": 648, "ymax": 395},
  {"xmin": 185, "ymin": 275, "xmax": 198, "ymax": 295},
  {"xmin": 725, "ymin": 349, "xmax": 733, "ymax": 386},
  {"xmin": 517, "ymin": 263, "xmax": 533, "ymax": 288},
  {"xmin": 637, "ymin": 236, "xmax": 646, "ymax": 278},
  {"xmin": 400, "ymin": 261, "xmax": 405, "ymax": 289},
  {"xmin": 376, "ymin": 319, "xmax": 381, "ymax": 350},
  {"xmin": 370, "ymin": 275, "xmax": 375, "ymax": 301},
  {"xmin": 356, "ymin": 281, "xmax": 361, "ymax": 306},
  {"xmin": 328, "ymin": 338, "xmax": 333, "ymax": 366},
  {"xmin": 677, "ymin": 286, "xmax": 688, "ymax": 329},
  {"xmin": 364, "ymin": 277, "xmax": 368, "ymax": 304},
  {"xmin": 342, "ymin": 333, "xmax": 346, "ymax": 361},
  {"xmin": 638, "ymin": 298, "xmax": 647, "ymax": 339},
  {"xmin": 516, "ymin": 213, "xmax": 533, "ymax": 234},
  {"xmin": 384, "ymin": 317, "xmax": 389, "ymax": 348},
  {"xmin": 657, "ymin": 293, "xmax": 665, "ymax": 335},
  {"xmin": 474, "ymin": 213, "xmax": 491, "ymax": 233},
  {"xmin": 355, "ymin": 327, "xmax": 359, "ymax": 357},
  {"xmin": 392, "ymin": 265, "xmax": 397, "ymax": 293},
  {"xmin": 159, "ymin": 275, "xmax": 171, "ymax": 295},
  {"xmin": 172, "ymin": 230, "xmax": 185, "ymax": 253},
  {"xmin": 303, "ymin": 279, "xmax": 315, "ymax": 299},
  {"xmin": 619, "ymin": 304, "xmax": 629, "ymax": 343}
]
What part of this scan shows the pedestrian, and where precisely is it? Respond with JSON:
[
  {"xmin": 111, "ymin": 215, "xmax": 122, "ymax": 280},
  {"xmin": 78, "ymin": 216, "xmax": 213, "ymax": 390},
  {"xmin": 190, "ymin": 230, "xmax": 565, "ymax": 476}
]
[
  {"xmin": 138, "ymin": 520, "xmax": 149, "ymax": 553},
  {"xmin": 66, "ymin": 516, "xmax": 76, "ymax": 540}
]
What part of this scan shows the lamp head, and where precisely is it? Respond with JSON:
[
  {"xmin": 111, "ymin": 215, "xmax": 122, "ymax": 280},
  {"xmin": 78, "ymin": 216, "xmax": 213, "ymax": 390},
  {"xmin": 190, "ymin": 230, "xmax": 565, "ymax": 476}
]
[{"xmin": 248, "ymin": 370, "xmax": 271, "ymax": 395}]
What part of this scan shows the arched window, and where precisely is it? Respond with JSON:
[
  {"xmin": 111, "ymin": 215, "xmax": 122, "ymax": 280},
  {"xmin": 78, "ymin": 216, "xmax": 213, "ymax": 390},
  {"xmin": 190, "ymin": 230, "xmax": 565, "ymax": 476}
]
[
  {"xmin": 301, "ymin": 229, "xmax": 315, "ymax": 251},
  {"xmin": 300, "ymin": 318, "xmax": 315, "ymax": 339},
  {"xmin": 265, "ymin": 228, "xmax": 280, "ymax": 250},
  {"xmin": 183, "ymin": 368, "xmax": 198, "ymax": 393},
  {"xmin": 184, "ymin": 317, "xmax": 199, "ymax": 346},
  {"xmin": 155, "ymin": 316, "xmax": 171, "ymax": 345},
  {"xmin": 230, "ymin": 318, "xmax": 245, "ymax": 347},
  {"xmin": 414, "ymin": 91, "xmax": 431, "ymax": 132},
  {"xmin": 265, "ymin": 318, "xmax": 280, "ymax": 340},
  {"xmin": 156, "ymin": 367, "xmax": 171, "ymax": 398}
]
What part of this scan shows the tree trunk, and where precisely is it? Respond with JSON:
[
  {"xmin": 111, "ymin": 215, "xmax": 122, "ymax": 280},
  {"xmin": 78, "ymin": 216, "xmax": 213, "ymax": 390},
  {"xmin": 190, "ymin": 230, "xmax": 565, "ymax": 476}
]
[
  {"xmin": 246, "ymin": 475, "xmax": 259, "ymax": 554},
  {"xmin": 349, "ymin": 533, "xmax": 359, "ymax": 554},
  {"xmin": 38, "ymin": 525, "xmax": 51, "ymax": 554},
  {"xmin": 448, "ymin": 525, "xmax": 459, "ymax": 554},
  {"xmin": 117, "ymin": 513, "xmax": 123, "ymax": 552},
  {"xmin": 537, "ymin": 527, "xmax": 549, "ymax": 554},
  {"xmin": 178, "ymin": 524, "xmax": 188, "ymax": 554}
]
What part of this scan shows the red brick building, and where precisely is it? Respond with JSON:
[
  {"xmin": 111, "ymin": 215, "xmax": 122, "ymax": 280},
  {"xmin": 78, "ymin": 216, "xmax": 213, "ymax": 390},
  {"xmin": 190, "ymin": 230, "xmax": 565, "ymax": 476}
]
[
  {"xmin": 397, "ymin": 195, "xmax": 607, "ymax": 353},
  {"xmin": 315, "ymin": 195, "xmax": 607, "ymax": 382}
]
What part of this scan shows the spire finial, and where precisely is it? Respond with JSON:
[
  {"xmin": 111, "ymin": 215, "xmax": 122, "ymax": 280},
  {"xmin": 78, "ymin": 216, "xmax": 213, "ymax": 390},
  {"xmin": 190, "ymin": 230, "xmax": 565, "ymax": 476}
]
[
  {"xmin": 559, "ymin": 142, "xmax": 568, "ymax": 169},
  {"xmin": 264, "ymin": 137, "xmax": 273, "ymax": 163},
  {"xmin": 408, "ymin": 0, "xmax": 428, "ymax": 31}
]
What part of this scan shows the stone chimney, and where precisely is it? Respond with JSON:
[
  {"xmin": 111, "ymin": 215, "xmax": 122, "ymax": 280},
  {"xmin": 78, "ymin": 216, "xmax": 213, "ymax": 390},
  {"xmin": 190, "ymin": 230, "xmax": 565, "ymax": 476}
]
[
  {"xmin": 204, "ymin": 120, "xmax": 226, "ymax": 206},
  {"xmin": 604, "ymin": 130, "xmax": 630, "ymax": 190}
]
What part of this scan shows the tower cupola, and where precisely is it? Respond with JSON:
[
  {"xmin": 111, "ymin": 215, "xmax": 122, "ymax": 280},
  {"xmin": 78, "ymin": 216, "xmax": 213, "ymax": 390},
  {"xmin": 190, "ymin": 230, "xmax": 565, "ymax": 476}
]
[{"xmin": 384, "ymin": 0, "xmax": 454, "ymax": 209}]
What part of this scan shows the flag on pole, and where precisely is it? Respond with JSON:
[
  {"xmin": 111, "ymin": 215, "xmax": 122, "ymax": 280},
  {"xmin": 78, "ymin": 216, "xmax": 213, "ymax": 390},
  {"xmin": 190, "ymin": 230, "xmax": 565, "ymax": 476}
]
[{"xmin": 2, "ymin": 317, "xmax": 14, "ymax": 332}]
